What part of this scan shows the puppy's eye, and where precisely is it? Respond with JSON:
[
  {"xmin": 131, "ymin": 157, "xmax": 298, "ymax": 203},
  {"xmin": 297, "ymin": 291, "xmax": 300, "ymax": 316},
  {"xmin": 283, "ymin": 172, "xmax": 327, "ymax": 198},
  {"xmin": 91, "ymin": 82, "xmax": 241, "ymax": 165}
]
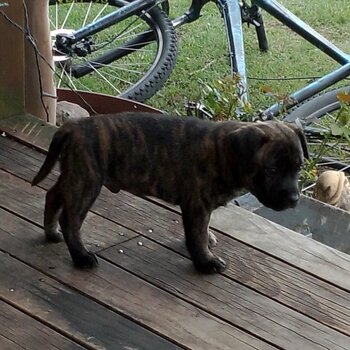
[{"xmin": 265, "ymin": 167, "xmax": 278, "ymax": 177}]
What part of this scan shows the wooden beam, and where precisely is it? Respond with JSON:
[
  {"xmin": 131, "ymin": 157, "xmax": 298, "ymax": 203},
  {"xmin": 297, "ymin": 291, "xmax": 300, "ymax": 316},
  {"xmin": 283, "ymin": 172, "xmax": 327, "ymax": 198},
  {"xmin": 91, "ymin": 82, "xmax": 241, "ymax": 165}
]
[
  {"xmin": 0, "ymin": 1, "xmax": 25, "ymax": 117},
  {"xmin": 24, "ymin": 0, "xmax": 56, "ymax": 124}
]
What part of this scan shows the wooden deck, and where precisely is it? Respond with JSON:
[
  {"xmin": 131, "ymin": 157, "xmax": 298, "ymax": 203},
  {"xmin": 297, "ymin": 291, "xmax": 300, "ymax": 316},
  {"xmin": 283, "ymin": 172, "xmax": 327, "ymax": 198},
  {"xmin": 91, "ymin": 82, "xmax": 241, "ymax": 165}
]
[{"xmin": 2, "ymin": 134, "xmax": 350, "ymax": 350}]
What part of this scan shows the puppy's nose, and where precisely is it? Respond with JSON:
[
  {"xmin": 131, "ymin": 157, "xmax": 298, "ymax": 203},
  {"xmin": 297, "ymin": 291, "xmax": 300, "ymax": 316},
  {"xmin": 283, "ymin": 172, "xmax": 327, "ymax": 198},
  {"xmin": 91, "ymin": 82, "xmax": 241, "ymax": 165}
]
[{"xmin": 288, "ymin": 192, "xmax": 300, "ymax": 207}]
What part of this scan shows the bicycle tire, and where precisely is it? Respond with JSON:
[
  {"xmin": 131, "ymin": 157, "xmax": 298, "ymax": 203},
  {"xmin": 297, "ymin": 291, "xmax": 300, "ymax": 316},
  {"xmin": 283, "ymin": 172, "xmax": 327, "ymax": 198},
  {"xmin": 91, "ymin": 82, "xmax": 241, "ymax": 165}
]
[
  {"xmin": 49, "ymin": 0, "xmax": 177, "ymax": 102},
  {"xmin": 284, "ymin": 87, "xmax": 350, "ymax": 123},
  {"xmin": 283, "ymin": 87, "xmax": 350, "ymax": 173}
]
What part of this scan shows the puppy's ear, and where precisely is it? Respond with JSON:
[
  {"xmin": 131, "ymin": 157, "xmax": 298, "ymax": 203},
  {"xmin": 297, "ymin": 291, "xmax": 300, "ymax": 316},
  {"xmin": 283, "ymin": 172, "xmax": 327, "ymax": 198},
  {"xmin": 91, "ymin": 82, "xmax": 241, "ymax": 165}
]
[
  {"xmin": 285, "ymin": 122, "xmax": 309, "ymax": 159},
  {"xmin": 229, "ymin": 125, "xmax": 269, "ymax": 160}
]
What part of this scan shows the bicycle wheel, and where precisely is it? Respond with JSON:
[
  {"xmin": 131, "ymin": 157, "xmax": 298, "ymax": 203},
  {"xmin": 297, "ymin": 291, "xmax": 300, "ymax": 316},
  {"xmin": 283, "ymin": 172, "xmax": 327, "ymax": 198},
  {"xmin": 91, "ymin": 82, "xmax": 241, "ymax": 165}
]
[
  {"xmin": 283, "ymin": 87, "xmax": 350, "ymax": 181},
  {"xmin": 49, "ymin": 0, "xmax": 177, "ymax": 102}
]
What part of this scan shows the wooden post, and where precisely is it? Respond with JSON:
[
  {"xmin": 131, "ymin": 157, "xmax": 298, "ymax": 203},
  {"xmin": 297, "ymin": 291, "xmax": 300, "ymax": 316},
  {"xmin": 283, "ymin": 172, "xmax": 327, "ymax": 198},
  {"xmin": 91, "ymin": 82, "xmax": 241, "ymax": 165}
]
[
  {"xmin": 24, "ymin": 0, "xmax": 56, "ymax": 124},
  {"xmin": 0, "ymin": 1, "xmax": 25, "ymax": 117}
]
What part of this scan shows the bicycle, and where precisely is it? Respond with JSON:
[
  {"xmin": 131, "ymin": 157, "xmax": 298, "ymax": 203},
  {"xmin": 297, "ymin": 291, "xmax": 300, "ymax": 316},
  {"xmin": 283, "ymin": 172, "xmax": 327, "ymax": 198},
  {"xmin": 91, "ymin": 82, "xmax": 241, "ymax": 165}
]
[
  {"xmin": 48, "ymin": 0, "xmax": 268, "ymax": 102},
  {"xmin": 49, "ymin": 0, "xmax": 349, "ymax": 178}
]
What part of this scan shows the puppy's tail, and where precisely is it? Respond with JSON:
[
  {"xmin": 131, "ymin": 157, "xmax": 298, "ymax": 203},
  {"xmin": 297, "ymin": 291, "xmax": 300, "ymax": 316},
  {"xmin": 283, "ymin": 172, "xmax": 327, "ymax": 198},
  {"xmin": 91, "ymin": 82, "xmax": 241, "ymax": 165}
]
[{"xmin": 31, "ymin": 129, "xmax": 68, "ymax": 186}]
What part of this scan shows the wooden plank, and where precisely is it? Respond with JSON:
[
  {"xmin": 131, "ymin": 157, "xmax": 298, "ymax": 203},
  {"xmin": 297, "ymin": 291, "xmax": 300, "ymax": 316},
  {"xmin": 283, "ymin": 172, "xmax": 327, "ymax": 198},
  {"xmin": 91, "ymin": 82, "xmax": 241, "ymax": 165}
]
[
  {"xmin": 0, "ymin": 301, "xmax": 84, "ymax": 350},
  {"xmin": 0, "ymin": 252, "xmax": 181, "ymax": 350},
  {"xmin": 0, "ymin": 170, "xmax": 138, "ymax": 251},
  {"xmin": 0, "ymin": 114, "xmax": 57, "ymax": 152},
  {"xmin": 213, "ymin": 231, "xmax": 350, "ymax": 334},
  {"xmin": 0, "ymin": 137, "xmax": 59, "ymax": 187},
  {"xmin": 211, "ymin": 202, "xmax": 350, "ymax": 290},
  {"xmin": 100, "ymin": 238, "xmax": 350, "ymax": 350},
  {"xmin": 2, "ymin": 139, "xmax": 350, "ymax": 336},
  {"xmin": 0, "ymin": 209, "xmax": 273, "ymax": 350},
  {"xmin": 0, "ymin": 1, "xmax": 25, "ymax": 118},
  {"xmin": 24, "ymin": 0, "xmax": 56, "ymax": 123}
]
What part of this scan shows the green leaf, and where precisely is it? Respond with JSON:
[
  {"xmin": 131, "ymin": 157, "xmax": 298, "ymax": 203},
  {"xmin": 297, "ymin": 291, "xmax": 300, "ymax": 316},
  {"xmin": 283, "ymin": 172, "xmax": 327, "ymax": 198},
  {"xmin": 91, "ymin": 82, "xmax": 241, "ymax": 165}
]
[
  {"xmin": 338, "ymin": 111, "xmax": 348, "ymax": 126},
  {"xmin": 330, "ymin": 123, "xmax": 343, "ymax": 136}
]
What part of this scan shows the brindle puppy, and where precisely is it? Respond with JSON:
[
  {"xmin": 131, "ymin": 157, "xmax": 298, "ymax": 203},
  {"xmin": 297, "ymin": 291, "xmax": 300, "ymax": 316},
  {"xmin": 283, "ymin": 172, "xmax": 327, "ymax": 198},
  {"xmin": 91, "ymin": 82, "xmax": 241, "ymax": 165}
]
[{"xmin": 32, "ymin": 112, "xmax": 308, "ymax": 273}]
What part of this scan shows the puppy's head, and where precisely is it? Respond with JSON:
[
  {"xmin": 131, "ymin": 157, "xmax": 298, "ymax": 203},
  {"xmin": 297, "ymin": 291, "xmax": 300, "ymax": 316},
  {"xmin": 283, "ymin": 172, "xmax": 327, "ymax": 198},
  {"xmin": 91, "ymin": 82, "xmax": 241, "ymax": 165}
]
[{"xmin": 230, "ymin": 121, "xmax": 308, "ymax": 211}]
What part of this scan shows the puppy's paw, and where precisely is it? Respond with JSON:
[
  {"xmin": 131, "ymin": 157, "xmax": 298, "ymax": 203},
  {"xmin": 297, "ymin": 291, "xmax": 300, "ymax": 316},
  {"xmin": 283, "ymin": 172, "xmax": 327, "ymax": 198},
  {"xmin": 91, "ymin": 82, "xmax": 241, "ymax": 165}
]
[
  {"xmin": 211, "ymin": 256, "xmax": 227, "ymax": 273},
  {"xmin": 208, "ymin": 230, "xmax": 218, "ymax": 249},
  {"xmin": 45, "ymin": 228, "xmax": 63, "ymax": 243},
  {"xmin": 72, "ymin": 252, "xmax": 99, "ymax": 269},
  {"xmin": 193, "ymin": 255, "xmax": 227, "ymax": 274}
]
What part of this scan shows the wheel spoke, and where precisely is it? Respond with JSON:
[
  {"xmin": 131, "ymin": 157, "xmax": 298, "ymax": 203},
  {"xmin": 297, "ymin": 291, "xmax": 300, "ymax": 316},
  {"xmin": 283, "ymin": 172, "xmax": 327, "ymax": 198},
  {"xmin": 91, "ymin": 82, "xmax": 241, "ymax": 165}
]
[
  {"xmin": 87, "ymin": 63, "xmax": 122, "ymax": 93},
  {"xmin": 82, "ymin": 1, "xmax": 93, "ymax": 27},
  {"xmin": 92, "ymin": 3, "xmax": 109, "ymax": 23},
  {"xmin": 61, "ymin": 1, "xmax": 75, "ymax": 29}
]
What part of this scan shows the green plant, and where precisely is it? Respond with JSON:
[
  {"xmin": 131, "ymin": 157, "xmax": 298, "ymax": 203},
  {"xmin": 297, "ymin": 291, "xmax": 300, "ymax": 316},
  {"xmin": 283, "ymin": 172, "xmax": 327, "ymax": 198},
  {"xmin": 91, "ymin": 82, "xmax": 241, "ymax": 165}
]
[
  {"xmin": 330, "ymin": 93, "xmax": 350, "ymax": 142},
  {"xmin": 259, "ymin": 85, "xmax": 294, "ymax": 117},
  {"xmin": 194, "ymin": 75, "xmax": 256, "ymax": 121},
  {"xmin": 300, "ymin": 93, "xmax": 350, "ymax": 190}
]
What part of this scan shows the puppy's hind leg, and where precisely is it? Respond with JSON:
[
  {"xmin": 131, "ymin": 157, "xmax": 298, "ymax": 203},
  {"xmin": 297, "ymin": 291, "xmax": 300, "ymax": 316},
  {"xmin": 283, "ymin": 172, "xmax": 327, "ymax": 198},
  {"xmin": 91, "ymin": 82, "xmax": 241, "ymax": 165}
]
[
  {"xmin": 59, "ymin": 181, "xmax": 102, "ymax": 269},
  {"xmin": 181, "ymin": 203, "xmax": 226, "ymax": 274},
  {"xmin": 44, "ymin": 177, "xmax": 64, "ymax": 242}
]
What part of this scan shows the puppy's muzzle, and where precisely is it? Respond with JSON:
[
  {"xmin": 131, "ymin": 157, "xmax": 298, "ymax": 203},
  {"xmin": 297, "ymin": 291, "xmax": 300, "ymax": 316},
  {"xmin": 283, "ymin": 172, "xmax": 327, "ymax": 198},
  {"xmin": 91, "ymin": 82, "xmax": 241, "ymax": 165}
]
[
  {"xmin": 287, "ymin": 191, "xmax": 300, "ymax": 208},
  {"xmin": 274, "ymin": 189, "xmax": 300, "ymax": 211}
]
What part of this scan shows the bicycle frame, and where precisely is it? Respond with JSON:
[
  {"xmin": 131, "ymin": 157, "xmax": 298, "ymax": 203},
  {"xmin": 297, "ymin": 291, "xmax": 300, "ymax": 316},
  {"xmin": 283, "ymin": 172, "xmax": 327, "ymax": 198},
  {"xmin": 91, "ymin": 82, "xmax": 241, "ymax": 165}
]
[
  {"xmin": 70, "ymin": 0, "xmax": 156, "ymax": 42},
  {"xmin": 215, "ymin": 0, "xmax": 350, "ymax": 118},
  {"xmin": 173, "ymin": 0, "xmax": 350, "ymax": 117},
  {"xmin": 255, "ymin": 0, "xmax": 350, "ymax": 118}
]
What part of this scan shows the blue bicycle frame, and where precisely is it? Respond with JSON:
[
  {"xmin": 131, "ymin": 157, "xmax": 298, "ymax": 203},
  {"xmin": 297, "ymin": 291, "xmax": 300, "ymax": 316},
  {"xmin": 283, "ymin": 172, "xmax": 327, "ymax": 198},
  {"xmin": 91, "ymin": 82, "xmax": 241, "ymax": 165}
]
[
  {"xmin": 223, "ymin": 0, "xmax": 350, "ymax": 118},
  {"xmin": 71, "ymin": 0, "xmax": 157, "ymax": 42}
]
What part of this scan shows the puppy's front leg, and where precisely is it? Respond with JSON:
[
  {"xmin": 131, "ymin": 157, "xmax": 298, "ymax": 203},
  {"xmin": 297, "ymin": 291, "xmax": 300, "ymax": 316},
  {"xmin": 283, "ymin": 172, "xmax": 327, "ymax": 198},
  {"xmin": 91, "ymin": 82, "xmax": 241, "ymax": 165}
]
[{"xmin": 181, "ymin": 204, "xmax": 226, "ymax": 273}]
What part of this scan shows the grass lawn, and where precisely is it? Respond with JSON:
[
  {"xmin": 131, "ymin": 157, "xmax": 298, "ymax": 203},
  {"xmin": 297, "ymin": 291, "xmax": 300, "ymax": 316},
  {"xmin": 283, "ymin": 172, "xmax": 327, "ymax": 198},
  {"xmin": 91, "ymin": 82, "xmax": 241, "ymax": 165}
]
[{"xmin": 147, "ymin": 0, "xmax": 350, "ymax": 115}]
